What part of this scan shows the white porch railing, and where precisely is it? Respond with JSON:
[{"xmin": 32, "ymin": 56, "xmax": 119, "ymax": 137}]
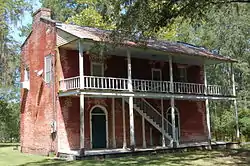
[
  {"xmin": 173, "ymin": 82, "xmax": 205, "ymax": 94},
  {"xmin": 207, "ymin": 85, "xmax": 232, "ymax": 96},
  {"xmin": 84, "ymin": 76, "xmax": 128, "ymax": 90},
  {"xmin": 59, "ymin": 76, "xmax": 232, "ymax": 96},
  {"xmin": 59, "ymin": 76, "xmax": 80, "ymax": 90},
  {"xmin": 132, "ymin": 79, "xmax": 171, "ymax": 92}
]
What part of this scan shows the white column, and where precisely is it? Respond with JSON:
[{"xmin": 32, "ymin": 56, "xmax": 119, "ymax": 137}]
[
  {"xmin": 169, "ymin": 56, "xmax": 177, "ymax": 147},
  {"xmin": 80, "ymin": 94, "xmax": 85, "ymax": 150},
  {"xmin": 161, "ymin": 98, "xmax": 165, "ymax": 147},
  {"xmin": 170, "ymin": 98, "xmax": 177, "ymax": 147},
  {"xmin": 112, "ymin": 97, "xmax": 116, "ymax": 148},
  {"xmin": 142, "ymin": 116, "xmax": 146, "ymax": 148},
  {"xmin": 79, "ymin": 40, "xmax": 85, "ymax": 153},
  {"xmin": 204, "ymin": 64, "xmax": 211, "ymax": 148},
  {"xmin": 150, "ymin": 127, "xmax": 153, "ymax": 146},
  {"xmin": 127, "ymin": 49, "xmax": 135, "ymax": 150},
  {"xmin": 79, "ymin": 40, "xmax": 84, "ymax": 89},
  {"xmin": 169, "ymin": 56, "xmax": 174, "ymax": 92},
  {"xmin": 122, "ymin": 98, "xmax": 127, "ymax": 149},
  {"xmin": 231, "ymin": 63, "xmax": 240, "ymax": 141}
]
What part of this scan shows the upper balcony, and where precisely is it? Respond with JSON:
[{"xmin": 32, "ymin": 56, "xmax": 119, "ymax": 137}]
[
  {"xmin": 59, "ymin": 76, "xmax": 233, "ymax": 97},
  {"xmin": 55, "ymin": 25, "xmax": 237, "ymax": 99}
]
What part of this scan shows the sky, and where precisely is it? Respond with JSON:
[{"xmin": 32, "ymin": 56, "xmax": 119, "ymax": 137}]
[{"xmin": 11, "ymin": 0, "xmax": 41, "ymax": 43}]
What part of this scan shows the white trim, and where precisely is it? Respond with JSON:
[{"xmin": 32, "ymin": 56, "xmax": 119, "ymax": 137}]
[
  {"xmin": 142, "ymin": 116, "xmax": 146, "ymax": 148},
  {"xmin": 44, "ymin": 55, "xmax": 52, "ymax": 83},
  {"xmin": 128, "ymin": 96, "xmax": 135, "ymax": 148},
  {"xmin": 149, "ymin": 127, "xmax": 153, "ymax": 146},
  {"xmin": 169, "ymin": 56, "xmax": 174, "ymax": 92},
  {"xmin": 166, "ymin": 105, "xmax": 180, "ymax": 141},
  {"xmin": 161, "ymin": 98, "xmax": 165, "ymax": 147},
  {"xmin": 58, "ymin": 90, "xmax": 236, "ymax": 100},
  {"xmin": 112, "ymin": 98, "xmax": 116, "ymax": 148},
  {"xmin": 122, "ymin": 98, "xmax": 127, "ymax": 149},
  {"xmin": 91, "ymin": 62, "xmax": 104, "ymax": 76},
  {"xmin": 151, "ymin": 68, "xmax": 162, "ymax": 80},
  {"xmin": 127, "ymin": 50, "xmax": 133, "ymax": 92},
  {"xmin": 90, "ymin": 105, "xmax": 109, "ymax": 149},
  {"xmin": 79, "ymin": 40, "xmax": 84, "ymax": 89},
  {"xmin": 178, "ymin": 67, "xmax": 187, "ymax": 82},
  {"xmin": 80, "ymin": 94, "xmax": 85, "ymax": 149}
]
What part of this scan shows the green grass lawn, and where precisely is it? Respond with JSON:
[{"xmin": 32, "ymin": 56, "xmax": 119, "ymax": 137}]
[{"xmin": 0, "ymin": 144, "xmax": 249, "ymax": 166}]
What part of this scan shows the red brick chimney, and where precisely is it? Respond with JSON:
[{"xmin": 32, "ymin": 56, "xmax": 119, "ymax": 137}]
[{"xmin": 32, "ymin": 8, "xmax": 51, "ymax": 23}]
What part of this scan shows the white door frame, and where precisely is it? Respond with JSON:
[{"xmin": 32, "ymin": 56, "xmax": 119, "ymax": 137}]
[
  {"xmin": 166, "ymin": 106, "xmax": 180, "ymax": 140},
  {"xmin": 90, "ymin": 105, "xmax": 109, "ymax": 149},
  {"xmin": 151, "ymin": 68, "xmax": 162, "ymax": 80}
]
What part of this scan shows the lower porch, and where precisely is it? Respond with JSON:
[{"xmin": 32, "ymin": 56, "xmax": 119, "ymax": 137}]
[
  {"xmin": 57, "ymin": 141, "xmax": 240, "ymax": 159},
  {"xmin": 57, "ymin": 96, "xmax": 210, "ymax": 156}
]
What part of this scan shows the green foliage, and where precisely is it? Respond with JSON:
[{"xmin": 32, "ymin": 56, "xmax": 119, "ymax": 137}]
[
  {"xmin": 164, "ymin": 4, "xmax": 250, "ymax": 141},
  {"xmin": 66, "ymin": 7, "xmax": 115, "ymax": 29},
  {"xmin": 40, "ymin": 0, "xmax": 85, "ymax": 22},
  {"xmin": 0, "ymin": 0, "xmax": 31, "ymax": 142}
]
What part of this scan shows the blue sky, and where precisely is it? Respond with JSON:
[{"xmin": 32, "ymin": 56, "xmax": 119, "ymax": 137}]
[{"xmin": 11, "ymin": 0, "xmax": 41, "ymax": 43}]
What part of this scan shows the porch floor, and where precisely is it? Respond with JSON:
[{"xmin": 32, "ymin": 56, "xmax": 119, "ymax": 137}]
[{"xmin": 58, "ymin": 141, "xmax": 239, "ymax": 160}]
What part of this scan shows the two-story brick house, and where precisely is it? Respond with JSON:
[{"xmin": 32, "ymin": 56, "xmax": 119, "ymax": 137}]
[{"xmin": 20, "ymin": 8, "xmax": 238, "ymax": 156}]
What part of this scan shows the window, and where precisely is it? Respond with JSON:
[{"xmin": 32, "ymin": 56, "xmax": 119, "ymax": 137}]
[
  {"xmin": 44, "ymin": 55, "xmax": 52, "ymax": 83},
  {"xmin": 151, "ymin": 68, "xmax": 162, "ymax": 81},
  {"xmin": 24, "ymin": 67, "xmax": 29, "ymax": 81},
  {"xmin": 179, "ymin": 67, "xmax": 187, "ymax": 82},
  {"xmin": 91, "ymin": 62, "xmax": 104, "ymax": 76}
]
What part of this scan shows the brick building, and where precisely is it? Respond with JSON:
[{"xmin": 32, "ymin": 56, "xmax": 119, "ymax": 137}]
[{"xmin": 20, "ymin": 8, "xmax": 238, "ymax": 156}]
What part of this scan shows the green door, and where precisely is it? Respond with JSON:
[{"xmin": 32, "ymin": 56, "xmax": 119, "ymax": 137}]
[{"xmin": 91, "ymin": 108, "xmax": 107, "ymax": 149}]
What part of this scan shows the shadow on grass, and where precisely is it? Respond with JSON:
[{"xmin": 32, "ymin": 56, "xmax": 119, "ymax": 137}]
[
  {"xmin": 16, "ymin": 150, "xmax": 250, "ymax": 166},
  {"xmin": 0, "ymin": 143, "xmax": 19, "ymax": 148}
]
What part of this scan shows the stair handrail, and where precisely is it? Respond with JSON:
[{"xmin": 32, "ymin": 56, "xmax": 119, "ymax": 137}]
[{"xmin": 139, "ymin": 98, "xmax": 173, "ymax": 127}]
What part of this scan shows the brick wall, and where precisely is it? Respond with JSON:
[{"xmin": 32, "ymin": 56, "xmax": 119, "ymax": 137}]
[{"xmin": 20, "ymin": 8, "xmax": 57, "ymax": 155}]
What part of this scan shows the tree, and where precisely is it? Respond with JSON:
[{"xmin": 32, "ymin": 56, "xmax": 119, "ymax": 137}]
[
  {"xmin": 40, "ymin": 0, "xmax": 86, "ymax": 22},
  {"xmin": 114, "ymin": 0, "xmax": 250, "ymax": 35},
  {"xmin": 0, "ymin": 0, "xmax": 31, "ymax": 87},
  {"xmin": 0, "ymin": 0, "xmax": 31, "ymax": 142},
  {"xmin": 165, "ymin": 4, "xmax": 250, "ymax": 141}
]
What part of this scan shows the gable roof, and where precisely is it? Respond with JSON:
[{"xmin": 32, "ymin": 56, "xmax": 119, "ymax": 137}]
[{"xmin": 24, "ymin": 16, "xmax": 237, "ymax": 62}]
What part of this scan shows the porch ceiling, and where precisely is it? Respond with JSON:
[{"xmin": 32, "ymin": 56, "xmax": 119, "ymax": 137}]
[{"xmin": 59, "ymin": 39, "xmax": 229, "ymax": 65}]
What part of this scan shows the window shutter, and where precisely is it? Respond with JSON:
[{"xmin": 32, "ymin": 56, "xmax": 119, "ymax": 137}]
[{"xmin": 44, "ymin": 55, "xmax": 52, "ymax": 83}]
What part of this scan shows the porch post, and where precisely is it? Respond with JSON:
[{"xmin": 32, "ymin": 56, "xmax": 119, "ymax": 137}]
[
  {"xmin": 231, "ymin": 63, "xmax": 240, "ymax": 141},
  {"xmin": 161, "ymin": 98, "xmax": 166, "ymax": 147},
  {"xmin": 169, "ymin": 56, "xmax": 177, "ymax": 148},
  {"xmin": 204, "ymin": 64, "xmax": 211, "ymax": 149},
  {"xmin": 79, "ymin": 40, "xmax": 85, "ymax": 154},
  {"xmin": 122, "ymin": 98, "xmax": 127, "ymax": 149},
  {"xmin": 142, "ymin": 117, "xmax": 146, "ymax": 148},
  {"xmin": 79, "ymin": 40, "xmax": 84, "ymax": 89},
  {"xmin": 127, "ymin": 49, "xmax": 135, "ymax": 150},
  {"xmin": 112, "ymin": 97, "xmax": 116, "ymax": 148}
]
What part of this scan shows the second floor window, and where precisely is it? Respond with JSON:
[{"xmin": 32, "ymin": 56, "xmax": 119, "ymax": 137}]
[
  {"xmin": 179, "ymin": 67, "xmax": 187, "ymax": 82},
  {"xmin": 152, "ymin": 68, "xmax": 162, "ymax": 81},
  {"xmin": 91, "ymin": 62, "xmax": 104, "ymax": 76},
  {"xmin": 44, "ymin": 55, "xmax": 52, "ymax": 83}
]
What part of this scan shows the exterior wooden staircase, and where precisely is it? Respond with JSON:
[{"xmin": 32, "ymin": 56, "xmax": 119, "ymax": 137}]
[{"xmin": 124, "ymin": 98, "xmax": 173, "ymax": 146}]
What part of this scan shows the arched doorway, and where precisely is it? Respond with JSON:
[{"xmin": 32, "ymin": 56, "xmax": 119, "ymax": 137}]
[
  {"xmin": 90, "ymin": 106, "xmax": 108, "ymax": 149},
  {"xmin": 166, "ymin": 107, "xmax": 180, "ymax": 142}
]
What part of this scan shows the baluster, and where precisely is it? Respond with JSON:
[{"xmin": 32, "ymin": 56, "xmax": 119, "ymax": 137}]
[
  {"xmin": 115, "ymin": 79, "xmax": 118, "ymax": 90},
  {"xmin": 161, "ymin": 82, "xmax": 166, "ymax": 92},
  {"xmin": 142, "ymin": 81, "xmax": 144, "ymax": 91}
]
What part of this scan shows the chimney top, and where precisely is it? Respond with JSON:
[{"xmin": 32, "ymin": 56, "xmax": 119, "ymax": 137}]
[{"xmin": 32, "ymin": 8, "xmax": 51, "ymax": 22}]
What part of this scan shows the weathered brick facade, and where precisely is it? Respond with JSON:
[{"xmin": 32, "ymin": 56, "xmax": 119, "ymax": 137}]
[
  {"xmin": 20, "ymin": 8, "xmax": 208, "ymax": 155},
  {"xmin": 20, "ymin": 8, "xmax": 57, "ymax": 155}
]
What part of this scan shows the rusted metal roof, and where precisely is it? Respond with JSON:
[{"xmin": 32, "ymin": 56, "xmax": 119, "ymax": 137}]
[{"xmin": 52, "ymin": 18, "xmax": 236, "ymax": 62}]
